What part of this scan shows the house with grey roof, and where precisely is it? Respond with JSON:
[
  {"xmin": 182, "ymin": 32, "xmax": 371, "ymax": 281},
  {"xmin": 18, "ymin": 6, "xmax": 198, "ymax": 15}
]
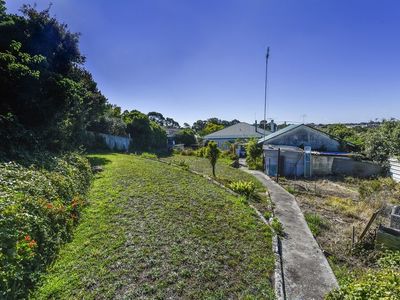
[
  {"xmin": 259, "ymin": 124, "xmax": 382, "ymax": 178},
  {"xmin": 258, "ymin": 124, "xmax": 352, "ymax": 152},
  {"xmin": 204, "ymin": 122, "xmax": 270, "ymax": 149}
]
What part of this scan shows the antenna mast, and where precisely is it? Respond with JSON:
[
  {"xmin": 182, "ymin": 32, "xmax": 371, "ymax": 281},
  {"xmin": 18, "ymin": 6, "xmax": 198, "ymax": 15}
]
[{"xmin": 263, "ymin": 47, "xmax": 270, "ymax": 140}]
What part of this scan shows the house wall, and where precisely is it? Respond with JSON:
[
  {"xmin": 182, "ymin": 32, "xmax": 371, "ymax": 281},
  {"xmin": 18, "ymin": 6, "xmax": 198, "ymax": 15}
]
[
  {"xmin": 264, "ymin": 149, "xmax": 304, "ymax": 177},
  {"xmin": 266, "ymin": 126, "xmax": 341, "ymax": 151},
  {"xmin": 264, "ymin": 149, "xmax": 383, "ymax": 178},
  {"xmin": 204, "ymin": 138, "xmax": 236, "ymax": 150}
]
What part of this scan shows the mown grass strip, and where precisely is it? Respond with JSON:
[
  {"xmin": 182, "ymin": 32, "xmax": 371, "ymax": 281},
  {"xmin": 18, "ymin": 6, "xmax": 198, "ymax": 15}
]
[{"xmin": 33, "ymin": 154, "xmax": 275, "ymax": 299}]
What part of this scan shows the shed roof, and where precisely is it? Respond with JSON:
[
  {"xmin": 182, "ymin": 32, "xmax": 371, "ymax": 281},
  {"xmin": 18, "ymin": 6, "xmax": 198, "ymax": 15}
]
[{"xmin": 204, "ymin": 122, "xmax": 270, "ymax": 140}]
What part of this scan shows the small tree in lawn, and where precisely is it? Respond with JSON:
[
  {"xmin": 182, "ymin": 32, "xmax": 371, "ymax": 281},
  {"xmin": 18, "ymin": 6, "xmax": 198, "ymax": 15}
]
[{"xmin": 206, "ymin": 141, "xmax": 220, "ymax": 177}]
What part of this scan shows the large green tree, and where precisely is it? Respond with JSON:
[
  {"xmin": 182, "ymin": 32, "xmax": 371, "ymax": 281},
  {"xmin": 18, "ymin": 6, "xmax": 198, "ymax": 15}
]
[
  {"xmin": 364, "ymin": 120, "xmax": 400, "ymax": 167},
  {"xmin": 0, "ymin": 4, "xmax": 107, "ymax": 153},
  {"xmin": 123, "ymin": 110, "xmax": 167, "ymax": 151},
  {"xmin": 175, "ymin": 128, "xmax": 196, "ymax": 146}
]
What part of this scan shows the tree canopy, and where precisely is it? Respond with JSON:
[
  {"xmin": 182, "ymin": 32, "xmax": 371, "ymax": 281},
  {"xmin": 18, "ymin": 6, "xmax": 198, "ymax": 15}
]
[{"xmin": 0, "ymin": 4, "xmax": 107, "ymax": 153}]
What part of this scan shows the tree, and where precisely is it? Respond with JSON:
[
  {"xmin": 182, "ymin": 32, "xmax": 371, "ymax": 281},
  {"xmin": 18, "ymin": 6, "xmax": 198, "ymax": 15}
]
[
  {"xmin": 201, "ymin": 122, "xmax": 224, "ymax": 136},
  {"xmin": 165, "ymin": 117, "xmax": 180, "ymax": 128},
  {"xmin": 123, "ymin": 110, "xmax": 167, "ymax": 151},
  {"xmin": 147, "ymin": 111, "xmax": 165, "ymax": 126},
  {"xmin": 322, "ymin": 124, "xmax": 365, "ymax": 151},
  {"xmin": 192, "ymin": 120, "xmax": 206, "ymax": 133},
  {"xmin": 87, "ymin": 104, "xmax": 127, "ymax": 136},
  {"xmin": 206, "ymin": 141, "xmax": 220, "ymax": 177},
  {"xmin": 364, "ymin": 120, "xmax": 400, "ymax": 167},
  {"xmin": 246, "ymin": 138, "xmax": 263, "ymax": 170},
  {"xmin": 175, "ymin": 128, "xmax": 196, "ymax": 146},
  {"xmin": 0, "ymin": 4, "xmax": 107, "ymax": 153}
]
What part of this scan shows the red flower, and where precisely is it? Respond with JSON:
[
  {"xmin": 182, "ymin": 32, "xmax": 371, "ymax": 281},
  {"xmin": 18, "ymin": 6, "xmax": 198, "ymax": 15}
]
[
  {"xmin": 28, "ymin": 240, "xmax": 37, "ymax": 248},
  {"xmin": 46, "ymin": 203, "xmax": 54, "ymax": 209},
  {"xmin": 24, "ymin": 235, "xmax": 31, "ymax": 241}
]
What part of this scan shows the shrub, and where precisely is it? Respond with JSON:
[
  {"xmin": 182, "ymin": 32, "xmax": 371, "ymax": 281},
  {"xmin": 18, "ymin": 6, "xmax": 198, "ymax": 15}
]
[
  {"xmin": 181, "ymin": 149, "xmax": 194, "ymax": 156},
  {"xmin": 140, "ymin": 152, "xmax": 158, "ymax": 159},
  {"xmin": 0, "ymin": 153, "xmax": 92, "ymax": 299},
  {"xmin": 229, "ymin": 181, "xmax": 256, "ymax": 199},
  {"xmin": 195, "ymin": 147, "xmax": 207, "ymax": 157},
  {"xmin": 326, "ymin": 251, "xmax": 400, "ymax": 299},
  {"xmin": 221, "ymin": 150, "xmax": 238, "ymax": 161},
  {"xmin": 246, "ymin": 139, "xmax": 263, "ymax": 170}
]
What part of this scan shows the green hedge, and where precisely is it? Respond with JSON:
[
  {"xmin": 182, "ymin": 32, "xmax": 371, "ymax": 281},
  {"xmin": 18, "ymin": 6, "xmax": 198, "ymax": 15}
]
[{"xmin": 0, "ymin": 153, "xmax": 92, "ymax": 298}]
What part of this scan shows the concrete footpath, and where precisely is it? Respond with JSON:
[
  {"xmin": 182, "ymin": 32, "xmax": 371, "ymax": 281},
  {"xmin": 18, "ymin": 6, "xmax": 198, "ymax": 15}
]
[{"xmin": 243, "ymin": 168, "xmax": 338, "ymax": 300}]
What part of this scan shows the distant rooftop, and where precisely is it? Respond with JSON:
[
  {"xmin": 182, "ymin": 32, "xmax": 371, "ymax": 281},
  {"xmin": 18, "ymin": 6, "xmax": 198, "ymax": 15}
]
[{"xmin": 204, "ymin": 122, "xmax": 270, "ymax": 140}]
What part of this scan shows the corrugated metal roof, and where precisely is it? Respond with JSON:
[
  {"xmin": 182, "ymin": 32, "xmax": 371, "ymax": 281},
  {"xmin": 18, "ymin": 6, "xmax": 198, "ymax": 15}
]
[
  {"xmin": 204, "ymin": 122, "xmax": 270, "ymax": 139},
  {"xmin": 258, "ymin": 124, "xmax": 302, "ymax": 144}
]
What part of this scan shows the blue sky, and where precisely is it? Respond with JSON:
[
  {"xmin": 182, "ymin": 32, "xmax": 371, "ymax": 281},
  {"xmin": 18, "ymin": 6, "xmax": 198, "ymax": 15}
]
[{"xmin": 5, "ymin": 0, "xmax": 400, "ymax": 125}]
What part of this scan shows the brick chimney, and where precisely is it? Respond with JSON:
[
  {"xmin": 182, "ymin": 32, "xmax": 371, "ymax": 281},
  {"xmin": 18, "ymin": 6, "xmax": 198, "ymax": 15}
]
[{"xmin": 270, "ymin": 120, "xmax": 276, "ymax": 132}]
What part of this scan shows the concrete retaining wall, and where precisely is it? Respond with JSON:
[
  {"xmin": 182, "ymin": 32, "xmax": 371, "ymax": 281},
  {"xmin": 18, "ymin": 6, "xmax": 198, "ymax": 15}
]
[{"xmin": 313, "ymin": 156, "xmax": 382, "ymax": 178}]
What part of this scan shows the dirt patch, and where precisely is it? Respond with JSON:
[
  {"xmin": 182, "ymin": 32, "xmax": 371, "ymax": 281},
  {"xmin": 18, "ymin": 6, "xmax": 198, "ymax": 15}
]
[{"xmin": 279, "ymin": 177, "xmax": 400, "ymax": 273}]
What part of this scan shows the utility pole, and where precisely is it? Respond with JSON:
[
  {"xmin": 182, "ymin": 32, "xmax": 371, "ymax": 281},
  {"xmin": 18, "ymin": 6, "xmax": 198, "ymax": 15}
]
[{"xmin": 263, "ymin": 47, "xmax": 270, "ymax": 140}]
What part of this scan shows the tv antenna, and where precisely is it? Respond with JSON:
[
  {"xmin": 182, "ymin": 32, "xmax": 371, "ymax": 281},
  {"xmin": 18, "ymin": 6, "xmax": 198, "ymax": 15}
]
[{"xmin": 263, "ymin": 47, "xmax": 270, "ymax": 139}]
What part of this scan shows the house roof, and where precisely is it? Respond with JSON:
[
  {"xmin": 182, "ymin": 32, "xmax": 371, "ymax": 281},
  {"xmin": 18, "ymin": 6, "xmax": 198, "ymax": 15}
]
[
  {"xmin": 258, "ymin": 124, "xmax": 302, "ymax": 144},
  {"xmin": 258, "ymin": 123, "xmax": 355, "ymax": 147},
  {"xmin": 204, "ymin": 122, "xmax": 270, "ymax": 140}
]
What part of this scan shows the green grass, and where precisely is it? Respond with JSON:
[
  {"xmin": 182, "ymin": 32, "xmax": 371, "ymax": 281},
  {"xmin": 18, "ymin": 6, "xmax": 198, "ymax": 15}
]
[
  {"xmin": 32, "ymin": 153, "xmax": 275, "ymax": 299},
  {"xmin": 304, "ymin": 212, "xmax": 329, "ymax": 237},
  {"xmin": 161, "ymin": 155, "xmax": 273, "ymax": 217},
  {"xmin": 161, "ymin": 155, "xmax": 265, "ymax": 192}
]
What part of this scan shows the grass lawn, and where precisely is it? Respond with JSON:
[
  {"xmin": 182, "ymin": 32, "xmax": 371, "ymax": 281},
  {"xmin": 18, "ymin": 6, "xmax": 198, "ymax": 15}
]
[
  {"xmin": 33, "ymin": 153, "xmax": 275, "ymax": 299},
  {"xmin": 160, "ymin": 155, "xmax": 273, "ymax": 218},
  {"xmin": 160, "ymin": 155, "xmax": 265, "ymax": 192}
]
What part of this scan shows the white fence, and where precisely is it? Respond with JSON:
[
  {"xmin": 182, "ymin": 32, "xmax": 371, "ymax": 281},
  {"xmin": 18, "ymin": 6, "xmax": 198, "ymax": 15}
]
[
  {"xmin": 87, "ymin": 131, "xmax": 131, "ymax": 151},
  {"xmin": 389, "ymin": 158, "xmax": 400, "ymax": 182}
]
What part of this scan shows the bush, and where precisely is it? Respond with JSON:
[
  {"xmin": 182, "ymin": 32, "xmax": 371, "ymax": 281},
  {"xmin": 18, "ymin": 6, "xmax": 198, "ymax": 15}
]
[
  {"xmin": 0, "ymin": 153, "xmax": 92, "ymax": 299},
  {"xmin": 327, "ymin": 251, "xmax": 400, "ymax": 299},
  {"xmin": 246, "ymin": 139, "xmax": 263, "ymax": 170},
  {"xmin": 140, "ymin": 152, "xmax": 158, "ymax": 159},
  {"xmin": 221, "ymin": 150, "xmax": 238, "ymax": 161},
  {"xmin": 229, "ymin": 181, "xmax": 256, "ymax": 199},
  {"xmin": 181, "ymin": 149, "xmax": 195, "ymax": 156},
  {"xmin": 195, "ymin": 147, "xmax": 207, "ymax": 158}
]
